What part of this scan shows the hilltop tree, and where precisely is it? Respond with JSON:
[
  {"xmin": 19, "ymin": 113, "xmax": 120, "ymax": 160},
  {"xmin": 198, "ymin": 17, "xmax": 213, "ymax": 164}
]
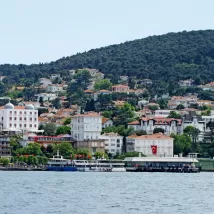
[{"xmin": 94, "ymin": 79, "xmax": 112, "ymax": 90}]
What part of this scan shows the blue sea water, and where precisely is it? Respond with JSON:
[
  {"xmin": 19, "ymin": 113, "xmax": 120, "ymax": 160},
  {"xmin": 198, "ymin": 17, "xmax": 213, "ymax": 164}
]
[{"xmin": 0, "ymin": 172, "xmax": 214, "ymax": 214}]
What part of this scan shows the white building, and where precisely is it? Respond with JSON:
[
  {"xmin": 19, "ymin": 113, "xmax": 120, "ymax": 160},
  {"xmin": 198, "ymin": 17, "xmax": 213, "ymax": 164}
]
[
  {"xmin": 101, "ymin": 132, "xmax": 123, "ymax": 155},
  {"xmin": 102, "ymin": 117, "xmax": 113, "ymax": 129},
  {"xmin": 47, "ymin": 84, "xmax": 64, "ymax": 93},
  {"xmin": 0, "ymin": 103, "xmax": 39, "ymax": 132},
  {"xmin": 126, "ymin": 133, "xmax": 174, "ymax": 157},
  {"xmin": 154, "ymin": 110, "xmax": 172, "ymax": 118},
  {"xmin": 128, "ymin": 116, "xmax": 182, "ymax": 136},
  {"xmin": 71, "ymin": 112, "xmax": 102, "ymax": 141},
  {"xmin": 35, "ymin": 93, "xmax": 57, "ymax": 102},
  {"xmin": 50, "ymin": 74, "xmax": 61, "ymax": 80}
]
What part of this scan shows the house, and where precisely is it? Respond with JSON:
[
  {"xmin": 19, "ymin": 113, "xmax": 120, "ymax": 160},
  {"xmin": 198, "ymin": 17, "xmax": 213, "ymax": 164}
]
[
  {"xmin": 50, "ymin": 74, "xmax": 61, "ymax": 80},
  {"xmin": 128, "ymin": 116, "xmax": 182, "ymax": 136},
  {"xmin": 35, "ymin": 93, "xmax": 57, "ymax": 102},
  {"xmin": 39, "ymin": 78, "xmax": 52, "ymax": 88},
  {"xmin": 101, "ymin": 132, "xmax": 123, "ymax": 155},
  {"xmin": 178, "ymin": 79, "xmax": 194, "ymax": 87},
  {"xmin": 0, "ymin": 76, "xmax": 6, "ymax": 81},
  {"xmin": 182, "ymin": 111, "xmax": 205, "ymax": 140},
  {"xmin": 119, "ymin": 76, "xmax": 129, "ymax": 82},
  {"xmin": 154, "ymin": 110, "xmax": 172, "ymax": 118},
  {"xmin": 168, "ymin": 95, "xmax": 198, "ymax": 109},
  {"xmin": 47, "ymin": 84, "xmax": 64, "ymax": 93},
  {"xmin": 113, "ymin": 101, "xmax": 126, "ymax": 107},
  {"xmin": 18, "ymin": 101, "xmax": 40, "ymax": 109},
  {"xmin": 112, "ymin": 85, "xmax": 129, "ymax": 93},
  {"xmin": 198, "ymin": 82, "xmax": 214, "ymax": 91},
  {"xmin": 102, "ymin": 117, "xmax": 113, "ymax": 129},
  {"xmin": 0, "ymin": 103, "xmax": 39, "ymax": 133},
  {"xmin": 94, "ymin": 90, "xmax": 112, "ymax": 100},
  {"xmin": 126, "ymin": 133, "xmax": 174, "ymax": 157}
]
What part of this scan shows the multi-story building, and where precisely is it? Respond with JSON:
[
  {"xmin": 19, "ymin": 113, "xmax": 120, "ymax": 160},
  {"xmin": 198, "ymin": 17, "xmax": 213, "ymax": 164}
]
[
  {"xmin": 126, "ymin": 133, "xmax": 174, "ymax": 157},
  {"xmin": 0, "ymin": 136, "xmax": 11, "ymax": 158},
  {"xmin": 71, "ymin": 112, "xmax": 102, "ymax": 141},
  {"xmin": 0, "ymin": 103, "xmax": 39, "ymax": 133},
  {"xmin": 112, "ymin": 84, "xmax": 130, "ymax": 93},
  {"xmin": 128, "ymin": 116, "xmax": 182, "ymax": 136},
  {"xmin": 101, "ymin": 132, "xmax": 123, "ymax": 155},
  {"xmin": 47, "ymin": 84, "xmax": 64, "ymax": 93}
]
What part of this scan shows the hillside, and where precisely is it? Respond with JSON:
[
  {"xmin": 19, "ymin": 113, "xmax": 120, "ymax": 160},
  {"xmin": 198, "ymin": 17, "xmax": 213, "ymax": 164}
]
[{"xmin": 1, "ymin": 30, "xmax": 214, "ymax": 87}]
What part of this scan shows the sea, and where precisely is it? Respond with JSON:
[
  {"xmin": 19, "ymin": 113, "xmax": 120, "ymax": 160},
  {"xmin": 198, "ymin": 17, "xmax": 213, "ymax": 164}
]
[{"xmin": 0, "ymin": 172, "xmax": 214, "ymax": 214}]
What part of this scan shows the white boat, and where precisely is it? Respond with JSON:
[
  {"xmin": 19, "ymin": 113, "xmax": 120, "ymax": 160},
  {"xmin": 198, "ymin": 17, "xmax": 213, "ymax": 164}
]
[{"xmin": 72, "ymin": 159, "xmax": 126, "ymax": 172}]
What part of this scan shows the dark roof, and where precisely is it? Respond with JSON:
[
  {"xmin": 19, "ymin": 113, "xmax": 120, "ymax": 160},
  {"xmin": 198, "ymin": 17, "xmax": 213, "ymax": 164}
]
[{"xmin": 183, "ymin": 111, "xmax": 203, "ymax": 122}]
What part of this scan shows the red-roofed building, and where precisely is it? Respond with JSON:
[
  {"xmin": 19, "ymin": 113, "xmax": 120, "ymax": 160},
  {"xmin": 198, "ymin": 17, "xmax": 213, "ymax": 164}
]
[
  {"xmin": 128, "ymin": 116, "xmax": 182, "ymax": 135},
  {"xmin": 112, "ymin": 85, "xmax": 129, "ymax": 93}
]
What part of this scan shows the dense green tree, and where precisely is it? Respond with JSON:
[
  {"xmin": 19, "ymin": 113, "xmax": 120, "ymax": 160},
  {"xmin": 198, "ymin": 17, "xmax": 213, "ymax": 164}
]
[
  {"xmin": 94, "ymin": 79, "xmax": 112, "ymax": 90},
  {"xmin": 167, "ymin": 111, "xmax": 181, "ymax": 119},
  {"xmin": 56, "ymin": 126, "xmax": 71, "ymax": 135},
  {"xmin": 206, "ymin": 121, "xmax": 214, "ymax": 141},
  {"xmin": 183, "ymin": 126, "xmax": 200, "ymax": 143},
  {"xmin": 176, "ymin": 104, "xmax": 185, "ymax": 110},
  {"xmin": 153, "ymin": 128, "xmax": 165, "ymax": 134},
  {"xmin": 51, "ymin": 98, "xmax": 61, "ymax": 109},
  {"xmin": 135, "ymin": 130, "xmax": 147, "ymax": 136},
  {"xmin": 63, "ymin": 117, "xmax": 71, "ymax": 125},
  {"xmin": 53, "ymin": 142, "xmax": 74, "ymax": 159},
  {"xmin": 43, "ymin": 123, "xmax": 57, "ymax": 136}
]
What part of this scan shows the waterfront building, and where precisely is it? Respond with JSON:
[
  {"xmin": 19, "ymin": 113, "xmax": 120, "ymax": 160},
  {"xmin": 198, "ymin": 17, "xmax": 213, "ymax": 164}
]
[
  {"xmin": 100, "ymin": 132, "xmax": 123, "ymax": 155},
  {"xmin": 71, "ymin": 112, "xmax": 102, "ymax": 141},
  {"xmin": 126, "ymin": 133, "xmax": 174, "ymax": 157},
  {"xmin": 0, "ymin": 103, "xmax": 39, "ymax": 133},
  {"xmin": 0, "ymin": 136, "xmax": 11, "ymax": 158},
  {"xmin": 71, "ymin": 112, "xmax": 105, "ymax": 154}
]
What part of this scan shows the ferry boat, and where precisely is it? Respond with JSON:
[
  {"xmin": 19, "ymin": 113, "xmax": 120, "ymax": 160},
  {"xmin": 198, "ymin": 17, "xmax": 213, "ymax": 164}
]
[
  {"xmin": 73, "ymin": 159, "xmax": 126, "ymax": 172},
  {"xmin": 47, "ymin": 151, "xmax": 77, "ymax": 171},
  {"xmin": 124, "ymin": 156, "xmax": 200, "ymax": 173}
]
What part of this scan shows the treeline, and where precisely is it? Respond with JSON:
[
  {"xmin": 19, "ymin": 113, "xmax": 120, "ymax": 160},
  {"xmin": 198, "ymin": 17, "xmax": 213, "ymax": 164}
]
[{"xmin": 1, "ymin": 30, "xmax": 214, "ymax": 95}]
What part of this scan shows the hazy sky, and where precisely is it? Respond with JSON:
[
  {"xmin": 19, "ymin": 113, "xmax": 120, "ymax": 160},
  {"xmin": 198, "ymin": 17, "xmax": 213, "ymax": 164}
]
[{"xmin": 0, "ymin": 0, "xmax": 213, "ymax": 64}]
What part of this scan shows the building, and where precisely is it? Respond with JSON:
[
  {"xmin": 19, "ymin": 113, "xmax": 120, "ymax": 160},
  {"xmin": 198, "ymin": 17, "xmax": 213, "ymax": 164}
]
[
  {"xmin": 182, "ymin": 111, "xmax": 205, "ymax": 140},
  {"xmin": 102, "ymin": 117, "xmax": 113, "ymax": 129},
  {"xmin": 39, "ymin": 78, "xmax": 52, "ymax": 88},
  {"xmin": 178, "ymin": 79, "xmax": 194, "ymax": 87},
  {"xmin": 128, "ymin": 116, "xmax": 182, "ymax": 136},
  {"xmin": 168, "ymin": 95, "xmax": 198, "ymax": 109},
  {"xmin": 0, "ymin": 136, "xmax": 11, "ymax": 158},
  {"xmin": 93, "ymin": 90, "xmax": 112, "ymax": 100},
  {"xmin": 0, "ymin": 103, "xmax": 39, "ymax": 133},
  {"xmin": 101, "ymin": 132, "xmax": 123, "ymax": 155},
  {"xmin": 47, "ymin": 84, "xmax": 64, "ymax": 93},
  {"xmin": 50, "ymin": 74, "xmax": 61, "ymax": 80},
  {"xmin": 126, "ymin": 133, "xmax": 174, "ymax": 157},
  {"xmin": 72, "ymin": 140, "xmax": 105, "ymax": 155},
  {"xmin": 154, "ymin": 110, "xmax": 172, "ymax": 118},
  {"xmin": 71, "ymin": 112, "xmax": 102, "ymax": 141},
  {"xmin": 35, "ymin": 93, "xmax": 57, "ymax": 102},
  {"xmin": 112, "ymin": 85, "xmax": 130, "ymax": 93}
]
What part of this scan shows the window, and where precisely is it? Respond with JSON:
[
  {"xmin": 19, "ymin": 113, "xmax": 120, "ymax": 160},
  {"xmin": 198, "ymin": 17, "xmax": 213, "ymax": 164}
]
[
  {"xmin": 111, "ymin": 144, "xmax": 115, "ymax": 146},
  {"xmin": 34, "ymin": 112, "xmax": 37, "ymax": 115},
  {"xmin": 20, "ymin": 112, "xmax": 22, "ymax": 114},
  {"xmin": 30, "ymin": 112, "xmax": 32, "ymax": 115},
  {"xmin": 24, "ymin": 117, "xmax": 26, "ymax": 121},
  {"xmin": 30, "ymin": 118, "xmax": 32, "ymax": 121},
  {"xmin": 10, "ymin": 111, "xmax": 12, "ymax": 114},
  {"xmin": 14, "ymin": 117, "xmax": 16, "ymax": 121},
  {"xmin": 117, "ymin": 144, "xmax": 120, "ymax": 148},
  {"xmin": 9, "ymin": 117, "xmax": 12, "ymax": 121},
  {"xmin": 9, "ymin": 124, "xmax": 12, "ymax": 127},
  {"xmin": 30, "ymin": 124, "xmax": 32, "ymax": 127},
  {"xmin": 14, "ymin": 124, "xmax": 16, "ymax": 127},
  {"xmin": 20, "ymin": 117, "xmax": 22, "ymax": 120},
  {"xmin": 34, "ymin": 124, "xmax": 37, "ymax": 128},
  {"xmin": 34, "ymin": 118, "xmax": 37, "ymax": 121},
  {"xmin": 24, "ymin": 124, "xmax": 26, "ymax": 127},
  {"xmin": 24, "ymin": 112, "xmax": 26, "ymax": 115},
  {"xmin": 20, "ymin": 124, "xmax": 22, "ymax": 128}
]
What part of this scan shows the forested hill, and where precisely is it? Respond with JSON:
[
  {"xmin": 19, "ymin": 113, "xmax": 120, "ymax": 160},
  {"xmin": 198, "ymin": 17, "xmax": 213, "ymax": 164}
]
[{"xmin": 1, "ymin": 30, "xmax": 214, "ymax": 85}]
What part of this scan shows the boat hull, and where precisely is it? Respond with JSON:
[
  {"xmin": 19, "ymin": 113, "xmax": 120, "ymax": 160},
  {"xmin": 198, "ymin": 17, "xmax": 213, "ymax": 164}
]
[{"xmin": 47, "ymin": 166, "xmax": 77, "ymax": 171}]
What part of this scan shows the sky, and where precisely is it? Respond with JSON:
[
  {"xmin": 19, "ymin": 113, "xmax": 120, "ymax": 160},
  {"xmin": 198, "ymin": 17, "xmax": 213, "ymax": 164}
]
[{"xmin": 0, "ymin": 0, "xmax": 214, "ymax": 65}]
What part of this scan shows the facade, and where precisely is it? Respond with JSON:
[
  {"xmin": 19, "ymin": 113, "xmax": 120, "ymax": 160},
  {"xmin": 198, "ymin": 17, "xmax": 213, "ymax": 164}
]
[
  {"xmin": 0, "ymin": 103, "xmax": 39, "ymax": 133},
  {"xmin": 126, "ymin": 133, "xmax": 174, "ymax": 157},
  {"xmin": 0, "ymin": 136, "xmax": 11, "ymax": 158},
  {"xmin": 93, "ymin": 90, "xmax": 112, "ymax": 100},
  {"xmin": 178, "ymin": 79, "xmax": 194, "ymax": 87},
  {"xmin": 101, "ymin": 132, "xmax": 123, "ymax": 155},
  {"xmin": 168, "ymin": 95, "xmax": 198, "ymax": 109},
  {"xmin": 112, "ymin": 84, "xmax": 130, "ymax": 93},
  {"xmin": 47, "ymin": 84, "xmax": 64, "ymax": 93},
  {"xmin": 182, "ymin": 111, "xmax": 205, "ymax": 140},
  {"xmin": 102, "ymin": 117, "xmax": 113, "ymax": 129},
  {"xmin": 71, "ymin": 112, "xmax": 102, "ymax": 141},
  {"xmin": 128, "ymin": 116, "xmax": 182, "ymax": 136},
  {"xmin": 39, "ymin": 78, "xmax": 52, "ymax": 88},
  {"xmin": 35, "ymin": 93, "xmax": 57, "ymax": 102},
  {"xmin": 154, "ymin": 110, "xmax": 172, "ymax": 118},
  {"xmin": 72, "ymin": 140, "xmax": 105, "ymax": 154}
]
